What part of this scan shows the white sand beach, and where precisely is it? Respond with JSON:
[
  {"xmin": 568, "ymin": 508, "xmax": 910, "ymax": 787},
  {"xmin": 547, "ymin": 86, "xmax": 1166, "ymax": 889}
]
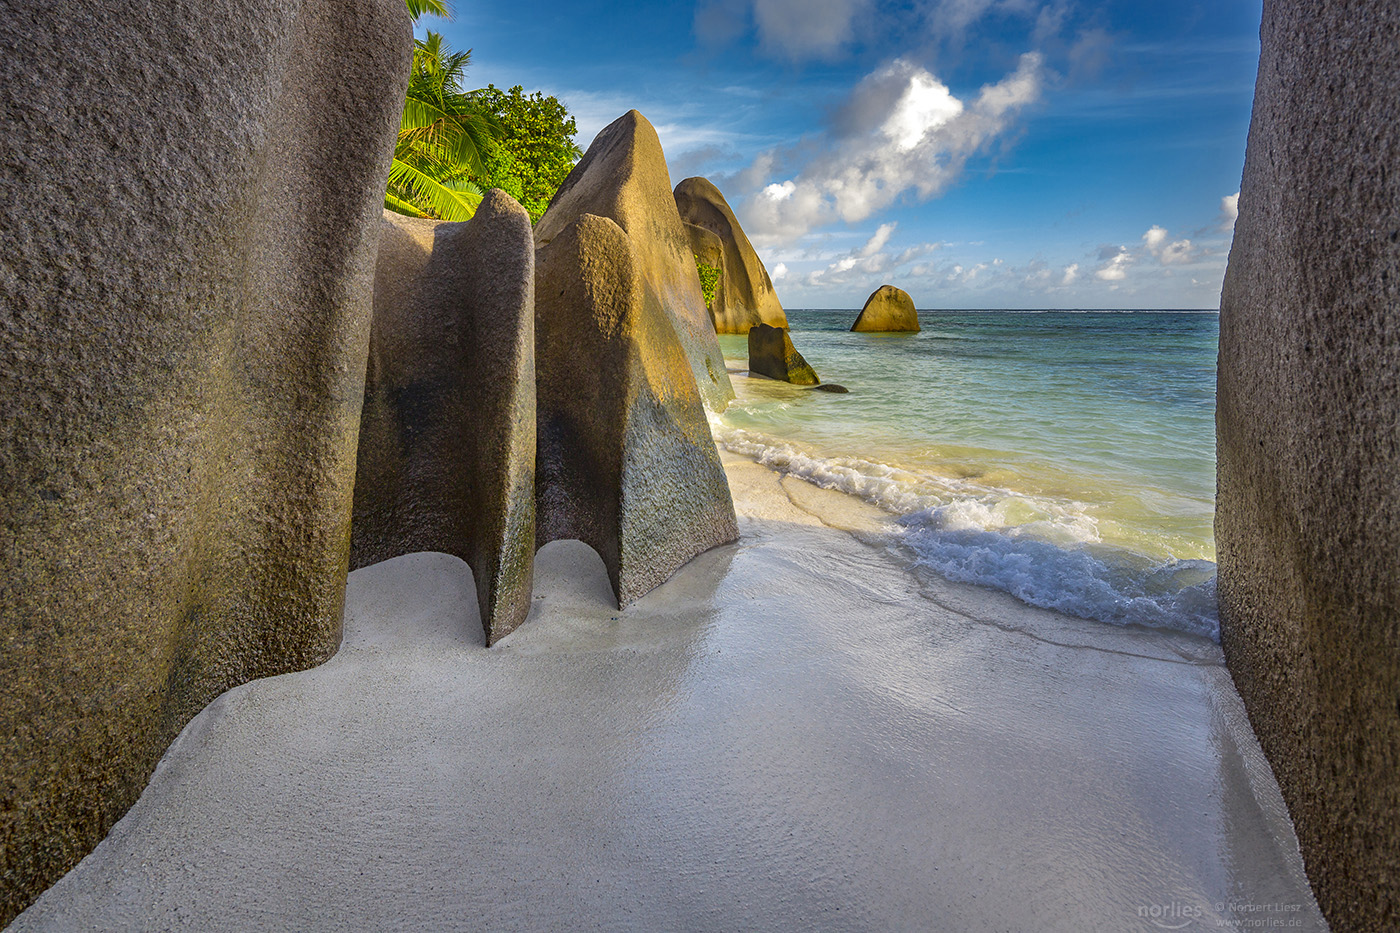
[{"xmin": 10, "ymin": 451, "xmax": 1327, "ymax": 932}]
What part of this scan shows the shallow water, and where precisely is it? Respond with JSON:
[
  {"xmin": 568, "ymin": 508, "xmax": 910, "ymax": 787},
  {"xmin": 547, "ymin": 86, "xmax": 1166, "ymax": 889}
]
[{"xmin": 715, "ymin": 309, "xmax": 1221, "ymax": 639}]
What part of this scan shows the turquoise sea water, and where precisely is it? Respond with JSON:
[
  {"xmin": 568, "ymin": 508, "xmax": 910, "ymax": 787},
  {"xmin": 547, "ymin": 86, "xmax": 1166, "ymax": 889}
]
[{"xmin": 714, "ymin": 309, "xmax": 1221, "ymax": 640}]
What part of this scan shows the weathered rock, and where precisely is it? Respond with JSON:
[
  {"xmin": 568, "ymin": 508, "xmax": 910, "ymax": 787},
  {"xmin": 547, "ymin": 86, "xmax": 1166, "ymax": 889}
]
[
  {"xmin": 350, "ymin": 194, "xmax": 536, "ymax": 645},
  {"xmin": 748, "ymin": 323, "xmax": 820, "ymax": 386},
  {"xmin": 0, "ymin": 0, "xmax": 409, "ymax": 922},
  {"xmin": 851, "ymin": 285, "xmax": 920, "ymax": 333},
  {"xmin": 674, "ymin": 176, "xmax": 789, "ymax": 334},
  {"xmin": 814, "ymin": 383, "xmax": 849, "ymax": 394},
  {"xmin": 1216, "ymin": 3, "xmax": 1400, "ymax": 930},
  {"xmin": 685, "ymin": 221, "xmax": 727, "ymax": 311},
  {"xmin": 536, "ymin": 110, "xmax": 734, "ymax": 410},
  {"xmin": 536, "ymin": 213, "xmax": 739, "ymax": 606}
]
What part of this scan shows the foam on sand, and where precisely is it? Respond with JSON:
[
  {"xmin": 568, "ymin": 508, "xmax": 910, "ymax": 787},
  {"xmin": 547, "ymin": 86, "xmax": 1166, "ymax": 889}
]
[
  {"xmin": 715, "ymin": 419, "xmax": 1221, "ymax": 640},
  {"xmin": 12, "ymin": 454, "xmax": 1325, "ymax": 931}
]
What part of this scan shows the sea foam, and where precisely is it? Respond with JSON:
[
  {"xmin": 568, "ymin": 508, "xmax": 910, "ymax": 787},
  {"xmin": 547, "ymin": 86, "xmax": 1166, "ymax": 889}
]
[{"xmin": 715, "ymin": 420, "xmax": 1220, "ymax": 641}]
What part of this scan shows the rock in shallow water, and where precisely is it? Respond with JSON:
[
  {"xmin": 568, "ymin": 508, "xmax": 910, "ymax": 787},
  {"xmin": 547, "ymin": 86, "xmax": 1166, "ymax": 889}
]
[
  {"xmin": 674, "ymin": 176, "xmax": 789, "ymax": 335},
  {"xmin": 748, "ymin": 322, "xmax": 821, "ymax": 387},
  {"xmin": 851, "ymin": 284, "xmax": 921, "ymax": 333}
]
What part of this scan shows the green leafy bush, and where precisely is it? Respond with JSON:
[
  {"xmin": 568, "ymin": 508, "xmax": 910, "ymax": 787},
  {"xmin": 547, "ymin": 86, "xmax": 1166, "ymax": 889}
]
[
  {"xmin": 695, "ymin": 258, "xmax": 722, "ymax": 309},
  {"xmin": 470, "ymin": 85, "xmax": 582, "ymax": 223}
]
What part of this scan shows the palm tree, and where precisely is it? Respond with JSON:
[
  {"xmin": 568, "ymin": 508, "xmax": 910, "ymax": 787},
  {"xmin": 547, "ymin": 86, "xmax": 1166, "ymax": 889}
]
[
  {"xmin": 386, "ymin": 32, "xmax": 500, "ymax": 221},
  {"xmin": 403, "ymin": 0, "xmax": 449, "ymax": 19}
]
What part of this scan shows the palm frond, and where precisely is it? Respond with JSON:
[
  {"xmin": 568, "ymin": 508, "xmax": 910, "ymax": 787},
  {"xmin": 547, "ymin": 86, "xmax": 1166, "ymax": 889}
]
[
  {"xmin": 384, "ymin": 191, "xmax": 430, "ymax": 217},
  {"xmin": 388, "ymin": 159, "xmax": 482, "ymax": 221},
  {"xmin": 404, "ymin": 0, "xmax": 451, "ymax": 22}
]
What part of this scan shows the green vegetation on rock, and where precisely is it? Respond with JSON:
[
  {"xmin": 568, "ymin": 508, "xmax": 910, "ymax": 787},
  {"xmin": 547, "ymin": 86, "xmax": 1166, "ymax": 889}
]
[{"xmin": 695, "ymin": 256, "xmax": 721, "ymax": 310}]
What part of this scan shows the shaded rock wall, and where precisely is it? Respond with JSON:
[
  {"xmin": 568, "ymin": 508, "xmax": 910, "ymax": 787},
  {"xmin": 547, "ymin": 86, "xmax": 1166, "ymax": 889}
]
[
  {"xmin": 536, "ymin": 111, "xmax": 734, "ymax": 410},
  {"xmin": 674, "ymin": 176, "xmax": 788, "ymax": 334},
  {"xmin": 1216, "ymin": 2, "xmax": 1400, "ymax": 930},
  {"xmin": 350, "ymin": 195, "xmax": 537, "ymax": 644},
  {"xmin": 536, "ymin": 214, "xmax": 739, "ymax": 606},
  {"xmin": 852, "ymin": 285, "xmax": 920, "ymax": 333},
  {"xmin": 0, "ymin": 0, "xmax": 410, "ymax": 922}
]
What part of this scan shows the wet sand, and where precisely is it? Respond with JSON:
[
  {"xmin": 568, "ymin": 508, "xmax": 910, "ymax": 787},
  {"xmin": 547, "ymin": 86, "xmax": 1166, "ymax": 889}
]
[{"xmin": 10, "ymin": 451, "xmax": 1327, "ymax": 931}]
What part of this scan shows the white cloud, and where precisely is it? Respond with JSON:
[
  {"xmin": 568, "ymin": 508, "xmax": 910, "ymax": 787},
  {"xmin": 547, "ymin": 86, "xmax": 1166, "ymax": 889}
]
[
  {"xmin": 772, "ymin": 262, "xmax": 789, "ymax": 281},
  {"xmin": 763, "ymin": 180, "xmax": 796, "ymax": 201},
  {"xmin": 1095, "ymin": 246, "xmax": 1132, "ymax": 281},
  {"xmin": 859, "ymin": 222, "xmax": 898, "ymax": 256},
  {"xmin": 1141, "ymin": 224, "xmax": 1194, "ymax": 265},
  {"xmin": 894, "ymin": 242, "xmax": 942, "ymax": 265},
  {"xmin": 741, "ymin": 52, "xmax": 1044, "ymax": 243},
  {"xmin": 1160, "ymin": 239, "xmax": 1193, "ymax": 264},
  {"xmin": 1060, "ymin": 262, "xmax": 1079, "ymax": 285},
  {"xmin": 1221, "ymin": 191, "xmax": 1239, "ymax": 230},
  {"xmin": 882, "ymin": 74, "xmax": 963, "ymax": 150},
  {"xmin": 795, "ymin": 223, "xmax": 944, "ymax": 288}
]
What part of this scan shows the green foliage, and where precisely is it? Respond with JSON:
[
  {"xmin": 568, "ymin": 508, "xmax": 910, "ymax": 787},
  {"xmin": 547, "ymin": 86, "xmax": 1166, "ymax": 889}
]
[
  {"xmin": 469, "ymin": 85, "xmax": 582, "ymax": 223},
  {"xmin": 386, "ymin": 33, "xmax": 499, "ymax": 221},
  {"xmin": 404, "ymin": 0, "xmax": 450, "ymax": 21},
  {"xmin": 696, "ymin": 257, "xmax": 722, "ymax": 309}
]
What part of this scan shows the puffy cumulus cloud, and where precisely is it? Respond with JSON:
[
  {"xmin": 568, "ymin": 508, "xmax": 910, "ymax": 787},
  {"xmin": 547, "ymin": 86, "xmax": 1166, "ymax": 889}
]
[
  {"xmin": 1159, "ymin": 239, "xmax": 1194, "ymax": 265},
  {"xmin": 1060, "ymin": 262, "xmax": 1079, "ymax": 286},
  {"xmin": 1142, "ymin": 225, "xmax": 1194, "ymax": 265},
  {"xmin": 1221, "ymin": 192, "xmax": 1240, "ymax": 230},
  {"xmin": 696, "ymin": 0, "xmax": 869, "ymax": 60},
  {"xmin": 771, "ymin": 262, "xmax": 789, "ymax": 281},
  {"xmin": 742, "ymin": 53, "xmax": 1044, "ymax": 243},
  {"xmin": 1095, "ymin": 245, "xmax": 1132, "ymax": 281}
]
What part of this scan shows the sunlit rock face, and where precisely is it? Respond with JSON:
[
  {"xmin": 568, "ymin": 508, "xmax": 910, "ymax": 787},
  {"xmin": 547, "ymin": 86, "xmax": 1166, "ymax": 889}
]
[
  {"xmin": 535, "ymin": 213, "xmax": 739, "ymax": 607},
  {"xmin": 1216, "ymin": 2, "xmax": 1400, "ymax": 930},
  {"xmin": 535, "ymin": 110, "xmax": 734, "ymax": 410},
  {"xmin": 674, "ymin": 176, "xmax": 789, "ymax": 335},
  {"xmin": 748, "ymin": 323, "xmax": 820, "ymax": 387},
  {"xmin": 351, "ymin": 194, "xmax": 537, "ymax": 645},
  {"xmin": 851, "ymin": 285, "xmax": 920, "ymax": 333},
  {"xmin": 0, "ymin": 0, "xmax": 410, "ymax": 922}
]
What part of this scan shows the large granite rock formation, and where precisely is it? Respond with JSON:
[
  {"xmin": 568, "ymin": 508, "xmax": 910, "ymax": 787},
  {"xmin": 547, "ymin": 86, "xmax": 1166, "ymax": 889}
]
[
  {"xmin": 674, "ymin": 176, "xmax": 789, "ymax": 334},
  {"xmin": 536, "ymin": 213, "xmax": 740, "ymax": 606},
  {"xmin": 0, "ymin": 0, "xmax": 410, "ymax": 923},
  {"xmin": 748, "ymin": 323, "xmax": 820, "ymax": 386},
  {"xmin": 350, "ymin": 194, "xmax": 536, "ymax": 645},
  {"xmin": 1216, "ymin": 2, "xmax": 1400, "ymax": 930},
  {"xmin": 851, "ymin": 285, "xmax": 920, "ymax": 333},
  {"xmin": 535, "ymin": 111, "xmax": 734, "ymax": 410}
]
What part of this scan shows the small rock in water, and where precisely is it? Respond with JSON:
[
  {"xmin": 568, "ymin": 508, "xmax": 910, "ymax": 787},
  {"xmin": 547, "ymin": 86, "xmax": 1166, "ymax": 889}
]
[
  {"xmin": 748, "ymin": 322, "xmax": 820, "ymax": 386},
  {"xmin": 814, "ymin": 383, "xmax": 849, "ymax": 394}
]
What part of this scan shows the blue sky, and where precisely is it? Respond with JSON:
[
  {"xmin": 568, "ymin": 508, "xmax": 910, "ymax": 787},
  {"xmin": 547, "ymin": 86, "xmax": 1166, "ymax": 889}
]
[{"xmin": 431, "ymin": 1, "xmax": 1262, "ymax": 309}]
